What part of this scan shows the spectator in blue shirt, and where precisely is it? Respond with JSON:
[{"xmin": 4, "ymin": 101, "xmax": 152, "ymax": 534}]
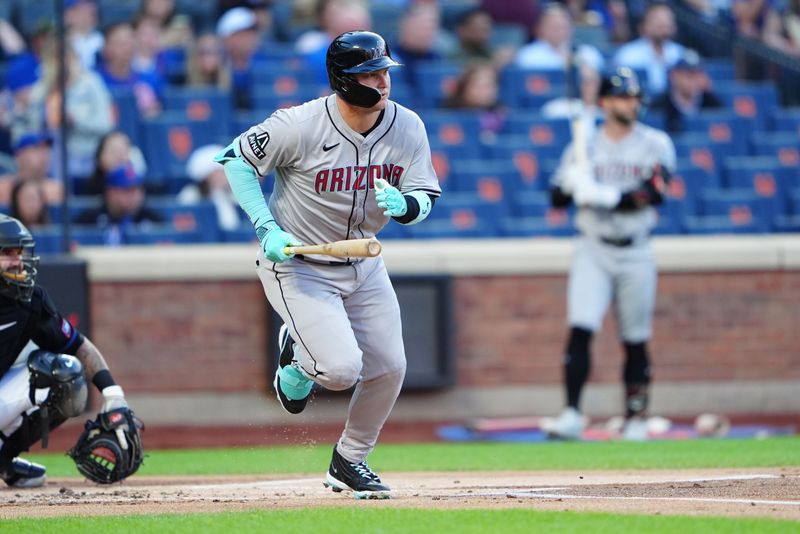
[{"xmin": 96, "ymin": 22, "xmax": 163, "ymax": 118}]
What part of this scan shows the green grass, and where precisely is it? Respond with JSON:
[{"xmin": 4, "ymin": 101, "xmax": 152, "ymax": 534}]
[
  {"xmin": 11, "ymin": 437, "xmax": 800, "ymax": 532},
  {"xmin": 27, "ymin": 436, "xmax": 800, "ymax": 477},
  {"xmin": 4, "ymin": 508, "xmax": 799, "ymax": 534}
]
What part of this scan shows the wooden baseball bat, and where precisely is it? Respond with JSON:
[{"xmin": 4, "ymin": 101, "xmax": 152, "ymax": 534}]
[
  {"xmin": 571, "ymin": 115, "xmax": 588, "ymax": 165},
  {"xmin": 284, "ymin": 238, "xmax": 382, "ymax": 258}
]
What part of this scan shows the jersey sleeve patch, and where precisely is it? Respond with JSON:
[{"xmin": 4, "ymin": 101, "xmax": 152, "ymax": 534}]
[{"xmin": 247, "ymin": 131, "xmax": 270, "ymax": 160}]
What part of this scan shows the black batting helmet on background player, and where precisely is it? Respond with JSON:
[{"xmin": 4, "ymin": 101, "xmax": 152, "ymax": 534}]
[
  {"xmin": 599, "ymin": 67, "xmax": 643, "ymax": 99},
  {"xmin": 326, "ymin": 31, "xmax": 402, "ymax": 108},
  {"xmin": 0, "ymin": 214, "xmax": 39, "ymax": 302}
]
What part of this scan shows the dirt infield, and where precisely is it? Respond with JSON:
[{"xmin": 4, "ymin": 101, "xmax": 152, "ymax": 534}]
[{"xmin": 2, "ymin": 468, "xmax": 798, "ymax": 520}]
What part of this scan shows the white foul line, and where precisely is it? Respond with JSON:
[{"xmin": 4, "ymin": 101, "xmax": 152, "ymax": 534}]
[{"xmin": 513, "ymin": 493, "xmax": 800, "ymax": 507}]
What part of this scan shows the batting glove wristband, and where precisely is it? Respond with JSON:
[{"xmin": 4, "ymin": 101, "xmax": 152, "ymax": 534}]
[
  {"xmin": 374, "ymin": 179, "xmax": 408, "ymax": 217},
  {"xmin": 257, "ymin": 224, "xmax": 302, "ymax": 263}
]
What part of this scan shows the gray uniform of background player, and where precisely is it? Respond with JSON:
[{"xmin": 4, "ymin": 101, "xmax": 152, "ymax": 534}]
[
  {"xmin": 555, "ymin": 123, "xmax": 676, "ymax": 341},
  {"xmin": 545, "ymin": 67, "xmax": 677, "ymax": 440},
  {"xmin": 238, "ymin": 96, "xmax": 440, "ymax": 461}
]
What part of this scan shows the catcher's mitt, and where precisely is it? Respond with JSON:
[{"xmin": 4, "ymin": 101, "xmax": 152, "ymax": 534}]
[{"xmin": 68, "ymin": 408, "xmax": 144, "ymax": 484}]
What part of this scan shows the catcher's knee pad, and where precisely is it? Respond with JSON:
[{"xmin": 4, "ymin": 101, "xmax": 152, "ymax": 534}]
[{"xmin": 27, "ymin": 350, "xmax": 88, "ymax": 418}]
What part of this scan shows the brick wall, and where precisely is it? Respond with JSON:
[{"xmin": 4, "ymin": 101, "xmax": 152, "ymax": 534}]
[{"xmin": 88, "ymin": 271, "xmax": 800, "ymax": 394}]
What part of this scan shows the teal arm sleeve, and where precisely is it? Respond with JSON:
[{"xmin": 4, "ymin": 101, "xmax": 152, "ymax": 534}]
[{"xmin": 214, "ymin": 141, "xmax": 275, "ymax": 230}]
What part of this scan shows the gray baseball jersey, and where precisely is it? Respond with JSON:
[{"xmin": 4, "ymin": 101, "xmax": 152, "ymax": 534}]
[
  {"xmin": 555, "ymin": 123, "xmax": 676, "ymax": 241},
  {"xmin": 239, "ymin": 96, "xmax": 441, "ymax": 255},
  {"xmin": 553, "ymin": 122, "xmax": 676, "ymax": 342},
  {"xmin": 238, "ymin": 95, "xmax": 439, "ymax": 462}
]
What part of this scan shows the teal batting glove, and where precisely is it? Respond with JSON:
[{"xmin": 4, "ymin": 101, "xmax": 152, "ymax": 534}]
[
  {"xmin": 374, "ymin": 178, "xmax": 407, "ymax": 217},
  {"xmin": 256, "ymin": 224, "xmax": 302, "ymax": 263}
]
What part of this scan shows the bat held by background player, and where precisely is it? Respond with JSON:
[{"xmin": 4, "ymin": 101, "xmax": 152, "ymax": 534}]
[{"xmin": 284, "ymin": 238, "xmax": 382, "ymax": 258}]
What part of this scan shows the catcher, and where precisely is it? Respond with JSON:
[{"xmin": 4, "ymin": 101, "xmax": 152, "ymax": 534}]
[{"xmin": 0, "ymin": 214, "xmax": 142, "ymax": 487}]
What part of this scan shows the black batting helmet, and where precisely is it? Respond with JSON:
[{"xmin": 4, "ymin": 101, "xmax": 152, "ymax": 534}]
[
  {"xmin": 0, "ymin": 214, "xmax": 38, "ymax": 302},
  {"xmin": 326, "ymin": 31, "xmax": 402, "ymax": 108},
  {"xmin": 599, "ymin": 67, "xmax": 643, "ymax": 98}
]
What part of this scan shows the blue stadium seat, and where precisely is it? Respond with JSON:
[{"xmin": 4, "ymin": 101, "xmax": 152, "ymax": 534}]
[
  {"xmin": 681, "ymin": 215, "xmax": 764, "ymax": 234},
  {"xmin": 449, "ymin": 160, "xmax": 517, "ymax": 201},
  {"xmin": 714, "ymin": 82, "xmax": 779, "ymax": 123},
  {"xmin": 749, "ymin": 132, "xmax": 800, "ymax": 185},
  {"xmin": 509, "ymin": 190, "xmax": 550, "ymax": 217},
  {"xmin": 772, "ymin": 214, "xmax": 800, "ymax": 232},
  {"xmin": 162, "ymin": 88, "xmax": 233, "ymax": 139},
  {"xmin": 414, "ymin": 62, "xmax": 462, "ymax": 108},
  {"xmin": 770, "ymin": 107, "xmax": 800, "ymax": 134},
  {"xmin": 502, "ymin": 114, "xmax": 571, "ymax": 150},
  {"xmin": 220, "ymin": 224, "xmax": 258, "ymax": 244},
  {"xmin": 53, "ymin": 197, "xmax": 103, "ymax": 223},
  {"xmin": 423, "ymin": 191, "xmax": 507, "ymax": 236},
  {"xmin": 377, "ymin": 220, "xmax": 410, "ymax": 240},
  {"xmin": 251, "ymin": 87, "xmax": 327, "ymax": 113},
  {"xmin": 419, "ymin": 111, "xmax": 484, "ymax": 154},
  {"xmin": 640, "ymin": 109, "xmax": 666, "ymax": 131},
  {"xmin": 405, "ymin": 218, "xmax": 497, "ymax": 239},
  {"xmin": 146, "ymin": 199, "xmax": 220, "ymax": 242},
  {"xmin": 31, "ymin": 228, "xmax": 64, "ymax": 255},
  {"xmin": 69, "ymin": 226, "xmax": 108, "ymax": 247},
  {"xmin": 702, "ymin": 59, "xmax": 736, "ymax": 83},
  {"xmin": 787, "ymin": 188, "xmax": 800, "ymax": 214},
  {"xmin": 428, "ymin": 142, "xmax": 459, "ymax": 189},
  {"xmin": 232, "ymin": 111, "xmax": 269, "ymax": 137},
  {"xmin": 723, "ymin": 157, "xmax": 794, "ymax": 214},
  {"xmin": 673, "ymin": 132, "xmax": 735, "ymax": 177},
  {"xmin": 109, "ymin": 88, "xmax": 142, "ymax": 145},
  {"xmin": 251, "ymin": 68, "xmax": 323, "ymax": 95},
  {"xmin": 681, "ymin": 110, "xmax": 752, "ymax": 153},
  {"xmin": 499, "ymin": 213, "xmax": 574, "ymax": 237},
  {"xmin": 484, "ymin": 135, "xmax": 558, "ymax": 191},
  {"xmin": 652, "ymin": 207, "xmax": 683, "ymax": 235},
  {"xmin": 694, "ymin": 188, "xmax": 772, "ymax": 232},
  {"xmin": 666, "ymin": 167, "xmax": 712, "ymax": 218},
  {"xmin": 500, "ymin": 68, "xmax": 567, "ymax": 109},
  {"xmin": 98, "ymin": 0, "xmax": 140, "ymax": 27},
  {"xmin": 124, "ymin": 225, "xmax": 207, "ymax": 245},
  {"xmin": 140, "ymin": 112, "xmax": 221, "ymax": 182}
]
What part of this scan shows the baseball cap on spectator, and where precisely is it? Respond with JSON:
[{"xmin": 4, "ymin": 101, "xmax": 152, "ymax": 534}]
[
  {"xmin": 186, "ymin": 144, "xmax": 224, "ymax": 182},
  {"xmin": 106, "ymin": 162, "xmax": 144, "ymax": 188},
  {"xmin": 216, "ymin": 7, "xmax": 258, "ymax": 38},
  {"xmin": 4, "ymin": 55, "xmax": 39, "ymax": 93},
  {"xmin": 13, "ymin": 133, "xmax": 52, "ymax": 154},
  {"xmin": 670, "ymin": 49, "xmax": 702, "ymax": 71}
]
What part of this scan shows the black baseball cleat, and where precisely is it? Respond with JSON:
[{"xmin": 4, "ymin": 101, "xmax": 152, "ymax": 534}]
[
  {"xmin": 1, "ymin": 457, "xmax": 46, "ymax": 488},
  {"xmin": 273, "ymin": 324, "xmax": 312, "ymax": 414},
  {"xmin": 323, "ymin": 445, "xmax": 391, "ymax": 499}
]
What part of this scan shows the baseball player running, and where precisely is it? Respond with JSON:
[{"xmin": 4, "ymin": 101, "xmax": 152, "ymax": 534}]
[
  {"xmin": 0, "ymin": 215, "xmax": 141, "ymax": 487},
  {"xmin": 545, "ymin": 67, "xmax": 676, "ymax": 441},
  {"xmin": 215, "ymin": 31, "xmax": 440, "ymax": 499}
]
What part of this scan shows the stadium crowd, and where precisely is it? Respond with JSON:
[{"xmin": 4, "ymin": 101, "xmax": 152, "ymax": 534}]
[{"xmin": 0, "ymin": 0, "xmax": 797, "ymax": 250}]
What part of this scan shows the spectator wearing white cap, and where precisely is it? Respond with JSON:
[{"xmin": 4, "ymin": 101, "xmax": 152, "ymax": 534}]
[
  {"xmin": 217, "ymin": 7, "xmax": 262, "ymax": 109},
  {"xmin": 177, "ymin": 144, "xmax": 241, "ymax": 232}
]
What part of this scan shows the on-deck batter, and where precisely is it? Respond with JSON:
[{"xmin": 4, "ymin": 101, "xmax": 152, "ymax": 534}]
[
  {"xmin": 545, "ymin": 67, "xmax": 676, "ymax": 441},
  {"xmin": 215, "ymin": 31, "xmax": 440, "ymax": 499}
]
